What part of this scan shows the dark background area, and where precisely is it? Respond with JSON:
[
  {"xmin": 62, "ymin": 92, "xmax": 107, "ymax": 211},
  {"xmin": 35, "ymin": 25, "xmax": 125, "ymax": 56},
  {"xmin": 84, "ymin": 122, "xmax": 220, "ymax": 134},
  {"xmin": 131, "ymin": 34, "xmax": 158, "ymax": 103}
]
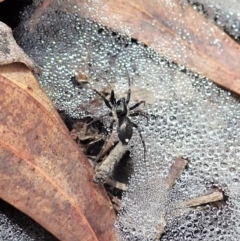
[{"xmin": 0, "ymin": 0, "xmax": 32, "ymax": 28}]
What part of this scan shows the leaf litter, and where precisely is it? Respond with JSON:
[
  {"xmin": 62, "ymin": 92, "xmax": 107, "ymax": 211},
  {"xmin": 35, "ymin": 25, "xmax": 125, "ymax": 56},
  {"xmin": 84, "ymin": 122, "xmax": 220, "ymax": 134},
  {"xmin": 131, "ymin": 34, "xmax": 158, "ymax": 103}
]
[{"xmin": 10, "ymin": 0, "xmax": 240, "ymax": 240}]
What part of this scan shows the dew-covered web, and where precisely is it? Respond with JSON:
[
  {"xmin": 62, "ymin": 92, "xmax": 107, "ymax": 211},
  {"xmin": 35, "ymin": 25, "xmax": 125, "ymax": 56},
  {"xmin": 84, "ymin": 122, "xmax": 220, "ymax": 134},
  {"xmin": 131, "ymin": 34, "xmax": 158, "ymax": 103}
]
[
  {"xmin": 0, "ymin": 212, "xmax": 35, "ymax": 241},
  {"xmin": 15, "ymin": 1, "xmax": 240, "ymax": 240},
  {"xmin": 0, "ymin": 200, "xmax": 57, "ymax": 241},
  {"xmin": 187, "ymin": 0, "xmax": 240, "ymax": 39}
]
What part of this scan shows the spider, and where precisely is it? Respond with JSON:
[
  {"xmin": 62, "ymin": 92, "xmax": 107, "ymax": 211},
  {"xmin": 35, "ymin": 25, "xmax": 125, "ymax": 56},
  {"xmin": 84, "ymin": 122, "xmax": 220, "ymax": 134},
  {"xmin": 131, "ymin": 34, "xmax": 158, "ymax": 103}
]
[
  {"xmin": 72, "ymin": 72, "xmax": 147, "ymax": 162},
  {"xmin": 92, "ymin": 75, "xmax": 147, "ymax": 162}
]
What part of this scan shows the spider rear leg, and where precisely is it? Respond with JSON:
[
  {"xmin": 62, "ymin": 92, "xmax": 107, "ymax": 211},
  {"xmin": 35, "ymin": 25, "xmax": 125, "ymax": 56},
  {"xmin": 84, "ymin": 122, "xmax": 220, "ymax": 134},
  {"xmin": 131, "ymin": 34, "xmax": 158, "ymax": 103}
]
[
  {"xmin": 129, "ymin": 110, "xmax": 149, "ymax": 123},
  {"xmin": 85, "ymin": 112, "xmax": 112, "ymax": 127},
  {"xmin": 81, "ymin": 113, "xmax": 111, "ymax": 140},
  {"xmin": 132, "ymin": 122, "xmax": 146, "ymax": 163}
]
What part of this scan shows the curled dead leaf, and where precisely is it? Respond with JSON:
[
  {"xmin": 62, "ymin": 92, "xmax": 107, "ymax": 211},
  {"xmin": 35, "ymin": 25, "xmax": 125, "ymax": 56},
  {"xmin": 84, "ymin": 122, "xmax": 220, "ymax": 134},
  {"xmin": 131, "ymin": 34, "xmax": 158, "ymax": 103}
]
[
  {"xmin": 0, "ymin": 21, "xmax": 40, "ymax": 73},
  {"xmin": 29, "ymin": 0, "xmax": 240, "ymax": 94},
  {"xmin": 0, "ymin": 63, "xmax": 117, "ymax": 241}
]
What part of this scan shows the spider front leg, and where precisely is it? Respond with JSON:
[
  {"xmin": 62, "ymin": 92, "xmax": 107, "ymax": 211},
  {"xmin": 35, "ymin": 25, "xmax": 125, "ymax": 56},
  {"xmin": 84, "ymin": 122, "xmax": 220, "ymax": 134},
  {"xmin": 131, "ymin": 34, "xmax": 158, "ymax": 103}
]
[
  {"xmin": 129, "ymin": 101, "xmax": 148, "ymax": 123},
  {"xmin": 91, "ymin": 88, "xmax": 112, "ymax": 110},
  {"xmin": 129, "ymin": 100, "xmax": 145, "ymax": 110},
  {"xmin": 126, "ymin": 71, "xmax": 131, "ymax": 105}
]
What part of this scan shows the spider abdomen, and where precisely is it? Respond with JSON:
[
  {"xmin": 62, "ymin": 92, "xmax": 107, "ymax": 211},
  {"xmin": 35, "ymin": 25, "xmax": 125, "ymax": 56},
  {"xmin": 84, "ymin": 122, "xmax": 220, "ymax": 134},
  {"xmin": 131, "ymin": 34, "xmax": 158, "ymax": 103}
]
[{"xmin": 117, "ymin": 116, "xmax": 133, "ymax": 145}]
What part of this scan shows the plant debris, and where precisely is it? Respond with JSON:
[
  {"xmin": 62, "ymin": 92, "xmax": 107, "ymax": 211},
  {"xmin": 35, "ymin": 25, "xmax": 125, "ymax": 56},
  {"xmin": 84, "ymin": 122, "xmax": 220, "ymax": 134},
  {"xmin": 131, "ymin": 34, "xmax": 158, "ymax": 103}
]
[{"xmin": 0, "ymin": 22, "xmax": 40, "ymax": 73}]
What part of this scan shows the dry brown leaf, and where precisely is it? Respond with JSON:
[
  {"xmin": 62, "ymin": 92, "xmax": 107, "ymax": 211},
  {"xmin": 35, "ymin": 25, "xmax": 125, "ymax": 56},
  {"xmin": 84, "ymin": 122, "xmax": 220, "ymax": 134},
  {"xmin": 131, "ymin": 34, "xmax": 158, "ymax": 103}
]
[
  {"xmin": 30, "ymin": 0, "xmax": 240, "ymax": 94},
  {"xmin": 0, "ymin": 63, "xmax": 117, "ymax": 241},
  {"xmin": 0, "ymin": 21, "xmax": 40, "ymax": 73}
]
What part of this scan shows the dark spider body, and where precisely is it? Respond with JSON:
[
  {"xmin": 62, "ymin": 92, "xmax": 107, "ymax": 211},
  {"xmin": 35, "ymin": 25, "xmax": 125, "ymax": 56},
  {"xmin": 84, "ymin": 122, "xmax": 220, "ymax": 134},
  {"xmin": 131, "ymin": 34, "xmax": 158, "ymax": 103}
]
[
  {"xmin": 114, "ymin": 97, "xmax": 133, "ymax": 144},
  {"xmin": 117, "ymin": 116, "xmax": 133, "ymax": 145}
]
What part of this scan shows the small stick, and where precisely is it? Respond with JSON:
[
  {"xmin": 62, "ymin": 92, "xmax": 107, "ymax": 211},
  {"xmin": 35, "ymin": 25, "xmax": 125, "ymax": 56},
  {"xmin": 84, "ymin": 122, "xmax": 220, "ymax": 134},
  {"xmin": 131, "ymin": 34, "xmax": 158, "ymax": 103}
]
[
  {"xmin": 154, "ymin": 157, "xmax": 187, "ymax": 240},
  {"xmin": 100, "ymin": 131, "xmax": 118, "ymax": 158},
  {"xmin": 102, "ymin": 157, "xmax": 188, "ymax": 190},
  {"xmin": 164, "ymin": 157, "xmax": 188, "ymax": 190},
  {"xmin": 93, "ymin": 142, "xmax": 128, "ymax": 183},
  {"xmin": 184, "ymin": 190, "xmax": 223, "ymax": 207},
  {"xmin": 105, "ymin": 177, "xmax": 128, "ymax": 191}
]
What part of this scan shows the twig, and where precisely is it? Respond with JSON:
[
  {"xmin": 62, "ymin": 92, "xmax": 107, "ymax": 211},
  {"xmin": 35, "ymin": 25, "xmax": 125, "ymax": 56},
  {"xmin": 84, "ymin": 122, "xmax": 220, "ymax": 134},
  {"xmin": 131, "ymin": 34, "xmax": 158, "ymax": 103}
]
[
  {"xmin": 105, "ymin": 177, "xmax": 128, "ymax": 191},
  {"xmin": 154, "ymin": 157, "xmax": 188, "ymax": 240},
  {"xmin": 164, "ymin": 157, "xmax": 188, "ymax": 190},
  {"xmin": 93, "ymin": 142, "xmax": 128, "ymax": 183},
  {"xmin": 100, "ymin": 131, "xmax": 118, "ymax": 158},
  {"xmin": 184, "ymin": 190, "xmax": 223, "ymax": 207}
]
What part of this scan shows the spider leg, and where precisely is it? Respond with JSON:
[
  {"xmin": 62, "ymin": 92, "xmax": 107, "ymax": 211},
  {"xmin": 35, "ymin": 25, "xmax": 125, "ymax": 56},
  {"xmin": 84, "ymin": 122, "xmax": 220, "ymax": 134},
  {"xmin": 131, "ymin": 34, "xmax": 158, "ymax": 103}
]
[
  {"xmin": 126, "ymin": 71, "xmax": 131, "ymax": 105},
  {"xmin": 95, "ymin": 119, "xmax": 115, "ymax": 162},
  {"xmin": 85, "ymin": 112, "xmax": 113, "ymax": 126},
  {"xmin": 91, "ymin": 88, "xmax": 112, "ymax": 110},
  {"xmin": 132, "ymin": 122, "xmax": 146, "ymax": 162},
  {"xmin": 129, "ymin": 100, "xmax": 145, "ymax": 110},
  {"xmin": 129, "ymin": 110, "xmax": 149, "ymax": 123},
  {"xmin": 110, "ymin": 89, "xmax": 117, "ymax": 106},
  {"xmin": 97, "ymin": 73, "xmax": 116, "ymax": 106}
]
